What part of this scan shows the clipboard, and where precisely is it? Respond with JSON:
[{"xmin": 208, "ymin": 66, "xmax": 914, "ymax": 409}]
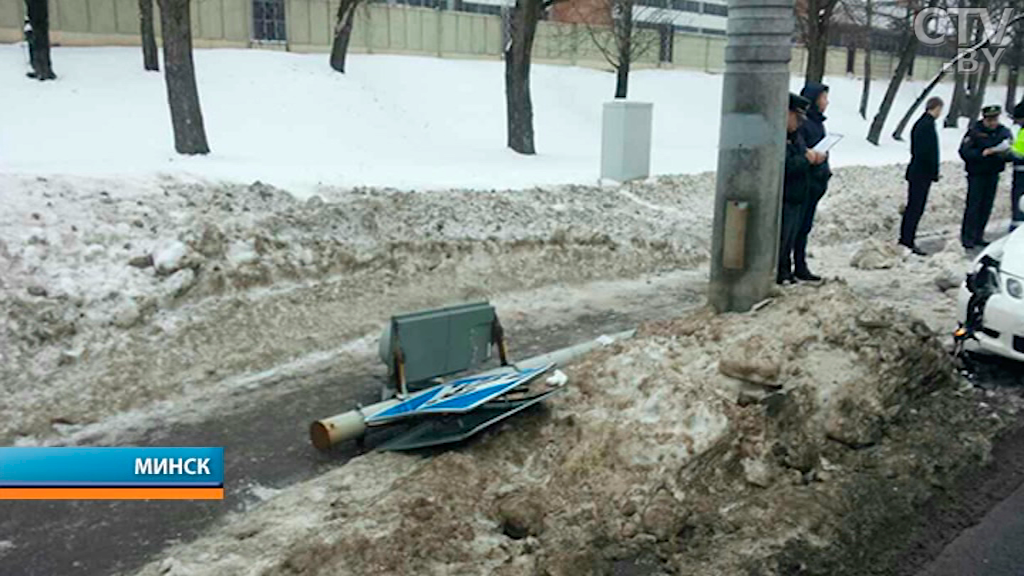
[{"xmin": 812, "ymin": 133, "xmax": 843, "ymax": 154}]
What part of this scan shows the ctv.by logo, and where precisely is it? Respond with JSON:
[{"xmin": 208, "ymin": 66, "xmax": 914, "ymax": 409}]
[{"xmin": 914, "ymin": 7, "xmax": 1023, "ymax": 73}]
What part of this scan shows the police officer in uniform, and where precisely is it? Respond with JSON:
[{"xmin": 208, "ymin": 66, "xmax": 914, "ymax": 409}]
[
  {"xmin": 796, "ymin": 82, "xmax": 831, "ymax": 281},
  {"xmin": 959, "ymin": 104, "xmax": 1013, "ymax": 249},
  {"xmin": 779, "ymin": 94, "xmax": 825, "ymax": 284}
]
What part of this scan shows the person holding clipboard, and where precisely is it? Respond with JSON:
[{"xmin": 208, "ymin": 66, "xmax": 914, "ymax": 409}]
[
  {"xmin": 958, "ymin": 104, "xmax": 1013, "ymax": 250},
  {"xmin": 796, "ymin": 83, "xmax": 835, "ymax": 282},
  {"xmin": 779, "ymin": 93, "xmax": 827, "ymax": 285}
]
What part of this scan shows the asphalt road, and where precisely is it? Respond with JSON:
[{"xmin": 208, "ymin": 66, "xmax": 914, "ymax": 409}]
[
  {"xmin": 914, "ymin": 356, "xmax": 1024, "ymax": 576},
  {"xmin": 918, "ymin": 482, "xmax": 1024, "ymax": 576},
  {"xmin": 0, "ymin": 278, "xmax": 703, "ymax": 576}
]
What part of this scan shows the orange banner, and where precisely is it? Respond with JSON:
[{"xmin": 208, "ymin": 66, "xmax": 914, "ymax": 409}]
[{"xmin": 0, "ymin": 487, "xmax": 224, "ymax": 500}]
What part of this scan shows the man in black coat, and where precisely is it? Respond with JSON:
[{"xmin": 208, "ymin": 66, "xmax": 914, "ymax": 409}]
[
  {"xmin": 795, "ymin": 82, "xmax": 831, "ymax": 281},
  {"xmin": 779, "ymin": 93, "xmax": 825, "ymax": 284},
  {"xmin": 900, "ymin": 97, "xmax": 943, "ymax": 254},
  {"xmin": 959, "ymin": 104, "xmax": 1013, "ymax": 249}
]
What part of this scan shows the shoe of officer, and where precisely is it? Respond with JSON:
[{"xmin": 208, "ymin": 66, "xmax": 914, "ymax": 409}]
[
  {"xmin": 899, "ymin": 241, "xmax": 927, "ymax": 256},
  {"xmin": 794, "ymin": 270, "xmax": 822, "ymax": 282}
]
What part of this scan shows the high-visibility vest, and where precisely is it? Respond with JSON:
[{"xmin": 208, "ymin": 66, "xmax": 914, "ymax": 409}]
[{"xmin": 1013, "ymin": 127, "xmax": 1024, "ymax": 158}]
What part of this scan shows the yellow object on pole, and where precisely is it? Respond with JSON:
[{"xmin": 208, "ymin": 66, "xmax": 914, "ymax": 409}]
[{"xmin": 309, "ymin": 399, "xmax": 401, "ymax": 451}]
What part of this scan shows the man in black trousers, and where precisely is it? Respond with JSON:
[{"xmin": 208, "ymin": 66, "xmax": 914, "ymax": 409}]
[
  {"xmin": 900, "ymin": 97, "xmax": 943, "ymax": 255},
  {"xmin": 795, "ymin": 82, "xmax": 831, "ymax": 281},
  {"xmin": 779, "ymin": 94, "xmax": 825, "ymax": 284},
  {"xmin": 959, "ymin": 104, "xmax": 1013, "ymax": 249}
]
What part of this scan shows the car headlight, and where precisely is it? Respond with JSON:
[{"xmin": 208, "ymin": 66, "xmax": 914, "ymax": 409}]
[{"xmin": 1008, "ymin": 277, "xmax": 1023, "ymax": 299}]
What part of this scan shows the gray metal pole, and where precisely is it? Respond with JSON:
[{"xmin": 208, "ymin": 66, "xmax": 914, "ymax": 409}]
[{"xmin": 708, "ymin": 0, "xmax": 795, "ymax": 313}]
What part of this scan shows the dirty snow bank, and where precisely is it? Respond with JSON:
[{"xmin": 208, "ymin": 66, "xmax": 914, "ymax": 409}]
[
  {"xmin": 0, "ymin": 173, "xmax": 707, "ymax": 444},
  {"xmin": 130, "ymin": 283, "xmax": 1014, "ymax": 576},
  {"xmin": 0, "ymin": 158, "xmax": 1008, "ymax": 445}
]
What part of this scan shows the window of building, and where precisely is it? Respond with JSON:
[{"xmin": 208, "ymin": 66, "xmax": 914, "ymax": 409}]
[
  {"xmin": 671, "ymin": 0, "xmax": 701, "ymax": 13},
  {"xmin": 252, "ymin": 0, "xmax": 286, "ymax": 42},
  {"xmin": 458, "ymin": 2, "xmax": 502, "ymax": 15},
  {"xmin": 674, "ymin": 25, "xmax": 699, "ymax": 33},
  {"xmin": 702, "ymin": 2, "xmax": 728, "ymax": 16},
  {"xmin": 701, "ymin": 27, "xmax": 726, "ymax": 35}
]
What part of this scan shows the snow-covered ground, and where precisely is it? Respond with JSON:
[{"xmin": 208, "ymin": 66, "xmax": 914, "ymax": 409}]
[
  {"xmin": 2, "ymin": 44, "xmax": 1022, "ymax": 576},
  {"xmin": 0, "ymin": 45, "xmax": 1004, "ymax": 194}
]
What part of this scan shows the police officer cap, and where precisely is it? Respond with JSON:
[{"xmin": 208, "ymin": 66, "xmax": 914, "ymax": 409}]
[
  {"xmin": 982, "ymin": 104, "xmax": 1002, "ymax": 118},
  {"xmin": 789, "ymin": 93, "xmax": 810, "ymax": 115},
  {"xmin": 1013, "ymin": 101, "xmax": 1024, "ymax": 119}
]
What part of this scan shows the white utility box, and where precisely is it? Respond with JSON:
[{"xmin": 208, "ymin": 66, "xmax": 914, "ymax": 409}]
[{"xmin": 601, "ymin": 100, "xmax": 653, "ymax": 182}]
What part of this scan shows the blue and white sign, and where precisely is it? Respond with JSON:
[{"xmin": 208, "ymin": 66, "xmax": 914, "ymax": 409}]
[{"xmin": 366, "ymin": 364, "xmax": 552, "ymax": 424}]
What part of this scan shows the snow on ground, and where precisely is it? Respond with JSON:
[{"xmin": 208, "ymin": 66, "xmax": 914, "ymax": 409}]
[
  {"xmin": 0, "ymin": 159, "xmax": 1011, "ymax": 447},
  {"xmin": 128, "ymin": 282, "xmax": 1017, "ymax": 576},
  {"xmin": 2, "ymin": 41, "xmax": 1021, "ymax": 576},
  {"xmin": 0, "ymin": 45, "xmax": 1005, "ymax": 194}
]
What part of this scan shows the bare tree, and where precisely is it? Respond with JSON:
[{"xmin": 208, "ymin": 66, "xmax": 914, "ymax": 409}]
[
  {"xmin": 798, "ymin": 0, "xmax": 841, "ymax": 84},
  {"xmin": 860, "ymin": 0, "xmax": 872, "ymax": 118},
  {"xmin": 139, "ymin": 0, "xmax": 159, "ymax": 72},
  {"xmin": 867, "ymin": 2, "xmax": 934, "ymax": 144},
  {"xmin": 945, "ymin": 62, "xmax": 967, "ymax": 125},
  {"xmin": 330, "ymin": 0, "xmax": 362, "ymax": 73},
  {"xmin": 157, "ymin": 0, "xmax": 210, "ymax": 155},
  {"xmin": 1006, "ymin": 30, "xmax": 1023, "ymax": 110},
  {"xmin": 576, "ymin": 0, "xmax": 670, "ymax": 98},
  {"xmin": 506, "ymin": 0, "xmax": 567, "ymax": 154},
  {"xmin": 891, "ymin": 2, "xmax": 1023, "ymax": 140},
  {"xmin": 24, "ymin": 0, "xmax": 55, "ymax": 80}
]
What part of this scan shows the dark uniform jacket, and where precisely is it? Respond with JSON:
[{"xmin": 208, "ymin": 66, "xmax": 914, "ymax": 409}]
[
  {"xmin": 798, "ymin": 82, "xmax": 832, "ymax": 194},
  {"xmin": 906, "ymin": 113, "xmax": 940, "ymax": 182},
  {"xmin": 959, "ymin": 119, "xmax": 1013, "ymax": 175},
  {"xmin": 784, "ymin": 130, "xmax": 810, "ymax": 205}
]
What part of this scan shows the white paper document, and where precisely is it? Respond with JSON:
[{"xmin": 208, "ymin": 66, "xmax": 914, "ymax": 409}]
[{"xmin": 812, "ymin": 133, "xmax": 844, "ymax": 154}]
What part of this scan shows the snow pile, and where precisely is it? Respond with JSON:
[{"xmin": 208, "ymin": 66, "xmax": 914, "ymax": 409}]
[
  {"xmin": 130, "ymin": 283, "xmax": 997, "ymax": 576},
  {"xmin": 0, "ymin": 154, "xmax": 999, "ymax": 445},
  {"xmin": 0, "ymin": 45, "xmax": 1001, "ymax": 193},
  {"xmin": 850, "ymin": 238, "xmax": 909, "ymax": 269},
  {"xmin": 813, "ymin": 163, "xmax": 1013, "ymax": 250},
  {"xmin": 0, "ymin": 173, "xmax": 709, "ymax": 444}
]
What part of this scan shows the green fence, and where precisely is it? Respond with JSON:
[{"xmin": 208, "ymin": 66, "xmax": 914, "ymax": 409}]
[{"xmin": 0, "ymin": 0, "xmax": 970, "ymax": 83}]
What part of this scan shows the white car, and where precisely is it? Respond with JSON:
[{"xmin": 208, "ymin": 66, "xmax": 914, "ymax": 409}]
[{"xmin": 956, "ymin": 223, "xmax": 1024, "ymax": 362}]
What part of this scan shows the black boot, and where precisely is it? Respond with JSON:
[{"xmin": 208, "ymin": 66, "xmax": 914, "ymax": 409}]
[{"xmin": 794, "ymin": 269, "xmax": 821, "ymax": 282}]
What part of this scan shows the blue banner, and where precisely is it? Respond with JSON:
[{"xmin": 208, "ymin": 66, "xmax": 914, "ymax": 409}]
[{"xmin": 0, "ymin": 447, "xmax": 224, "ymax": 487}]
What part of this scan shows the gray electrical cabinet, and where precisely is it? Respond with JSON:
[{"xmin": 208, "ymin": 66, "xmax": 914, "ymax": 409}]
[{"xmin": 601, "ymin": 101, "xmax": 653, "ymax": 183}]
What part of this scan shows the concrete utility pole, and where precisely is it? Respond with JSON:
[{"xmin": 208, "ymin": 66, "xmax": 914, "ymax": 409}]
[{"xmin": 708, "ymin": 0, "xmax": 795, "ymax": 313}]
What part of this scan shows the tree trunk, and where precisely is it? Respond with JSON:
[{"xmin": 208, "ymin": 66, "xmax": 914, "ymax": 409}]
[
  {"xmin": 615, "ymin": 59, "xmax": 630, "ymax": 99},
  {"xmin": 157, "ymin": 0, "xmax": 210, "ymax": 155},
  {"xmin": 505, "ymin": 0, "xmax": 542, "ymax": 155},
  {"xmin": 1007, "ymin": 34, "xmax": 1023, "ymax": 112},
  {"xmin": 803, "ymin": 0, "xmax": 836, "ymax": 85},
  {"xmin": 330, "ymin": 0, "xmax": 358, "ymax": 73},
  {"xmin": 1008, "ymin": 64, "xmax": 1020, "ymax": 112},
  {"xmin": 139, "ymin": 0, "xmax": 159, "ymax": 71},
  {"xmin": 858, "ymin": 0, "xmax": 871, "ymax": 119},
  {"xmin": 945, "ymin": 66, "xmax": 966, "ymax": 127},
  {"xmin": 804, "ymin": 23, "xmax": 827, "ymax": 84},
  {"xmin": 966, "ymin": 55, "xmax": 990, "ymax": 120},
  {"xmin": 24, "ymin": 0, "xmax": 55, "ymax": 80},
  {"xmin": 613, "ymin": 2, "xmax": 632, "ymax": 99},
  {"xmin": 867, "ymin": 31, "xmax": 916, "ymax": 145}
]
